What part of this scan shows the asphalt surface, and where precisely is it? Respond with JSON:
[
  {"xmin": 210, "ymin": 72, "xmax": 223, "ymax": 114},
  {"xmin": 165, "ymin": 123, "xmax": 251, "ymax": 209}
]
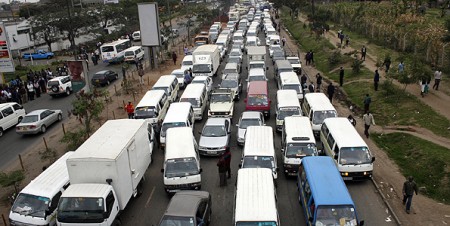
[{"xmin": 120, "ymin": 29, "xmax": 397, "ymax": 226}]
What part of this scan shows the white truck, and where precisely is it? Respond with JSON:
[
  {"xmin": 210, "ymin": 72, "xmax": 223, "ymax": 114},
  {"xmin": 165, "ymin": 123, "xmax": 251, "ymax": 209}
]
[
  {"xmin": 56, "ymin": 119, "xmax": 154, "ymax": 226},
  {"xmin": 247, "ymin": 46, "xmax": 267, "ymax": 72},
  {"xmin": 192, "ymin": 44, "xmax": 221, "ymax": 77}
]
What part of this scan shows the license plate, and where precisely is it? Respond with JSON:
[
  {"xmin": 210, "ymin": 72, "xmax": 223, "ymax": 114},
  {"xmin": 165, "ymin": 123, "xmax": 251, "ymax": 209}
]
[
  {"xmin": 209, "ymin": 151, "xmax": 217, "ymax": 155},
  {"xmin": 343, "ymin": 177, "xmax": 353, "ymax": 181}
]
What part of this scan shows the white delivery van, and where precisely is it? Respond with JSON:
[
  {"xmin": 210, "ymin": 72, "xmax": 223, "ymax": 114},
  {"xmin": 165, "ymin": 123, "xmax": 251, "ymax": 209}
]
[
  {"xmin": 240, "ymin": 126, "xmax": 278, "ymax": 179},
  {"xmin": 57, "ymin": 119, "xmax": 153, "ymax": 226},
  {"xmin": 179, "ymin": 83, "xmax": 208, "ymax": 120},
  {"xmin": 275, "ymin": 90, "xmax": 302, "ymax": 131},
  {"xmin": 162, "ymin": 127, "xmax": 202, "ymax": 194},
  {"xmin": 134, "ymin": 90, "xmax": 170, "ymax": 125},
  {"xmin": 192, "ymin": 45, "xmax": 221, "ymax": 77},
  {"xmin": 302, "ymin": 93, "xmax": 338, "ymax": 137},
  {"xmin": 152, "ymin": 75, "xmax": 180, "ymax": 103},
  {"xmin": 123, "ymin": 46, "xmax": 144, "ymax": 62},
  {"xmin": 160, "ymin": 102, "xmax": 194, "ymax": 147},
  {"xmin": 281, "ymin": 116, "xmax": 318, "ymax": 176},
  {"xmin": 320, "ymin": 117, "xmax": 375, "ymax": 181},
  {"xmin": 278, "ymin": 71, "xmax": 304, "ymax": 100},
  {"xmin": 234, "ymin": 168, "xmax": 279, "ymax": 226},
  {"xmin": 9, "ymin": 152, "xmax": 73, "ymax": 226}
]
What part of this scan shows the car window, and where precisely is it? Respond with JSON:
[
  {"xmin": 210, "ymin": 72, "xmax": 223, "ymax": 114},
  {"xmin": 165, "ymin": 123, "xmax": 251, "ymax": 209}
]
[
  {"xmin": 197, "ymin": 200, "xmax": 207, "ymax": 220},
  {"xmin": 45, "ymin": 110, "xmax": 54, "ymax": 116},
  {"xmin": 2, "ymin": 107, "xmax": 13, "ymax": 117},
  {"xmin": 13, "ymin": 104, "xmax": 22, "ymax": 111},
  {"xmin": 40, "ymin": 112, "xmax": 47, "ymax": 119},
  {"xmin": 0, "ymin": 112, "xmax": 3, "ymax": 119}
]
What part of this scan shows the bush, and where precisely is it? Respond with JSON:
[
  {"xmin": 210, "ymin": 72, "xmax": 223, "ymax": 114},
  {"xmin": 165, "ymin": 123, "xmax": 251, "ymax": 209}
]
[
  {"xmin": 60, "ymin": 130, "xmax": 88, "ymax": 152},
  {"xmin": 351, "ymin": 59, "xmax": 364, "ymax": 74},
  {"xmin": 328, "ymin": 50, "xmax": 342, "ymax": 68}
]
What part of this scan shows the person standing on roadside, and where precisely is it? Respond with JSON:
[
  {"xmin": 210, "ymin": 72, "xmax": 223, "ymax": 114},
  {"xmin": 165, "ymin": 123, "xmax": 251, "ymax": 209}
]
[
  {"xmin": 217, "ymin": 156, "xmax": 227, "ymax": 186},
  {"xmin": 316, "ymin": 73, "xmax": 323, "ymax": 92},
  {"xmin": 398, "ymin": 61, "xmax": 404, "ymax": 73},
  {"xmin": 339, "ymin": 67, "xmax": 344, "ymax": 87},
  {"xmin": 223, "ymin": 149, "xmax": 232, "ymax": 179},
  {"xmin": 402, "ymin": 176, "xmax": 418, "ymax": 214},
  {"xmin": 282, "ymin": 37, "xmax": 286, "ymax": 47},
  {"xmin": 124, "ymin": 101, "xmax": 134, "ymax": 119},
  {"xmin": 363, "ymin": 94, "xmax": 371, "ymax": 113},
  {"xmin": 172, "ymin": 51, "xmax": 177, "ymax": 65},
  {"xmin": 361, "ymin": 45, "xmax": 367, "ymax": 61},
  {"xmin": 433, "ymin": 69, "xmax": 442, "ymax": 90},
  {"xmin": 138, "ymin": 65, "xmax": 144, "ymax": 84},
  {"xmin": 374, "ymin": 69, "xmax": 380, "ymax": 91},
  {"xmin": 327, "ymin": 83, "xmax": 335, "ymax": 103},
  {"xmin": 363, "ymin": 111, "xmax": 375, "ymax": 138},
  {"xmin": 300, "ymin": 74, "xmax": 307, "ymax": 89}
]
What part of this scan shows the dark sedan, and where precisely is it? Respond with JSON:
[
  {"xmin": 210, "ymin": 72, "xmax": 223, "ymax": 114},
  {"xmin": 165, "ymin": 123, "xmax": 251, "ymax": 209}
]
[{"xmin": 91, "ymin": 70, "xmax": 119, "ymax": 87}]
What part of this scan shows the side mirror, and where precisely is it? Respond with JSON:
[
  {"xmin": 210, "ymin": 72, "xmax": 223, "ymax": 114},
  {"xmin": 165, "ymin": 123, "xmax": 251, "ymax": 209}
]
[
  {"xmin": 281, "ymin": 148, "xmax": 284, "ymax": 153},
  {"xmin": 359, "ymin": 220, "xmax": 365, "ymax": 226},
  {"xmin": 44, "ymin": 209, "xmax": 51, "ymax": 218},
  {"xmin": 199, "ymin": 168, "xmax": 203, "ymax": 173},
  {"xmin": 371, "ymin": 156, "xmax": 376, "ymax": 162},
  {"xmin": 238, "ymin": 163, "xmax": 242, "ymax": 168},
  {"xmin": 160, "ymin": 169, "xmax": 164, "ymax": 173}
]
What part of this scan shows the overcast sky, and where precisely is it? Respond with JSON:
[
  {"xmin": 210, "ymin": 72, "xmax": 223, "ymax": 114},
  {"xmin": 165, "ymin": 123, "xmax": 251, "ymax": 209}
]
[{"xmin": 0, "ymin": 0, "xmax": 39, "ymax": 4}]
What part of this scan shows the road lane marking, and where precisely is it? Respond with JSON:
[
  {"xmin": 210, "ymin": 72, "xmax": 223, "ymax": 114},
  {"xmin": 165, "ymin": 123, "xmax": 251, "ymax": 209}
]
[{"xmin": 145, "ymin": 186, "xmax": 155, "ymax": 208}]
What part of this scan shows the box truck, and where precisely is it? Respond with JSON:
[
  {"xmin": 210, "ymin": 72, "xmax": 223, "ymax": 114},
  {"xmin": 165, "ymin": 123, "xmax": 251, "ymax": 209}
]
[
  {"xmin": 56, "ymin": 119, "xmax": 154, "ymax": 226},
  {"xmin": 192, "ymin": 45, "xmax": 220, "ymax": 77}
]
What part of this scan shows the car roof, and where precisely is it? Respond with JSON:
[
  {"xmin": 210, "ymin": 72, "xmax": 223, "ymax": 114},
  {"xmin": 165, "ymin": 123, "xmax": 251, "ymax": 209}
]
[
  {"xmin": 247, "ymin": 81, "xmax": 268, "ymax": 95},
  {"xmin": 222, "ymin": 74, "xmax": 239, "ymax": 80},
  {"xmin": 0, "ymin": 102, "xmax": 19, "ymax": 109},
  {"xmin": 48, "ymin": 76, "xmax": 69, "ymax": 81},
  {"xmin": 241, "ymin": 111, "xmax": 262, "ymax": 119},
  {"xmin": 26, "ymin": 109, "xmax": 49, "ymax": 115},
  {"xmin": 205, "ymin": 117, "xmax": 228, "ymax": 126},
  {"xmin": 192, "ymin": 76, "xmax": 209, "ymax": 81},
  {"xmin": 164, "ymin": 191, "xmax": 210, "ymax": 217},
  {"xmin": 95, "ymin": 70, "xmax": 110, "ymax": 74}
]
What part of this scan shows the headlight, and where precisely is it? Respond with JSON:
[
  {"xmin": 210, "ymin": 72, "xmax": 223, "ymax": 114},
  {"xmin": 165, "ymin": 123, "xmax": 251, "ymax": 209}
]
[
  {"xmin": 342, "ymin": 172, "xmax": 349, "ymax": 176},
  {"xmin": 284, "ymin": 164, "xmax": 292, "ymax": 168}
]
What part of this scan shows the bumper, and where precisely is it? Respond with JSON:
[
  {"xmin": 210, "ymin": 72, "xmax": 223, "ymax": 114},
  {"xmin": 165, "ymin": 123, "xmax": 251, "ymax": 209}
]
[
  {"xmin": 208, "ymin": 112, "xmax": 232, "ymax": 118},
  {"xmin": 284, "ymin": 164, "xmax": 300, "ymax": 176},
  {"xmin": 341, "ymin": 171, "xmax": 373, "ymax": 181},
  {"xmin": 199, "ymin": 149, "xmax": 226, "ymax": 156},
  {"xmin": 16, "ymin": 128, "xmax": 40, "ymax": 135},
  {"xmin": 164, "ymin": 182, "xmax": 201, "ymax": 193},
  {"xmin": 237, "ymin": 138, "xmax": 245, "ymax": 146}
]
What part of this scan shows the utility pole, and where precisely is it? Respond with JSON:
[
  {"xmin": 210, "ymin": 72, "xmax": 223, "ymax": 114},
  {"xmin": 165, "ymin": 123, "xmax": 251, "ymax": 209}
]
[
  {"xmin": 66, "ymin": 0, "xmax": 75, "ymax": 58},
  {"xmin": 166, "ymin": 0, "xmax": 174, "ymax": 47}
]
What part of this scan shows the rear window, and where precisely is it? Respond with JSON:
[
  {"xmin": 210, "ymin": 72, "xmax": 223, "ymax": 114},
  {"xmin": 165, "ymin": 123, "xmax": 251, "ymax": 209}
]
[
  {"xmin": 124, "ymin": 51, "xmax": 134, "ymax": 56},
  {"xmin": 47, "ymin": 81, "xmax": 59, "ymax": 87},
  {"xmin": 101, "ymin": 46, "xmax": 114, "ymax": 52},
  {"xmin": 92, "ymin": 74, "xmax": 105, "ymax": 79}
]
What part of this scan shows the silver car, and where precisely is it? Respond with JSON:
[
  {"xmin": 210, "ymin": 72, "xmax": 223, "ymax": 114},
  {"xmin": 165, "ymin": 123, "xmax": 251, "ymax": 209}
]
[
  {"xmin": 236, "ymin": 111, "xmax": 264, "ymax": 146},
  {"xmin": 16, "ymin": 109, "xmax": 63, "ymax": 135},
  {"xmin": 198, "ymin": 118, "xmax": 231, "ymax": 156}
]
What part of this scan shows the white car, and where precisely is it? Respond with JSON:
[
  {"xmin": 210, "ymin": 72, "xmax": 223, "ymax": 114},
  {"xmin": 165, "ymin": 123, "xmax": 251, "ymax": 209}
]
[
  {"xmin": 229, "ymin": 49, "xmax": 243, "ymax": 65},
  {"xmin": 171, "ymin": 69, "xmax": 189, "ymax": 88},
  {"xmin": 198, "ymin": 117, "xmax": 231, "ymax": 156},
  {"xmin": 0, "ymin": 102, "xmax": 26, "ymax": 137},
  {"xmin": 191, "ymin": 76, "xmax": 213, "ymax": 93},
  {"xmin": 16, "ymin": 109, "xmax": 63, "ymax": 135},
  {"xmin": 236, "ymin": 111, "xmax": 264, "ymax": 146},
  {"xmin": 269, "ymin": 45, "xmax": 283, "ymax": 57},
  {"xmin": 247, "ymin": 68, "xmax": 267, "ymax": 89},
  {"xmin": 181, "ymin": 55, "xmax": 193, "ymax": 71},
  {"xmin": 286, "ymin": 56, "xmax": 302, "ymax": 75}
]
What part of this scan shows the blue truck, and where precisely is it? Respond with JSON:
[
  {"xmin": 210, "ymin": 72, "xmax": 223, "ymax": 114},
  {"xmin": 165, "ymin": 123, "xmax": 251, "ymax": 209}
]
[{"xmin": 22, "ymin": 50, "xmax": 55, "ymax": 60}]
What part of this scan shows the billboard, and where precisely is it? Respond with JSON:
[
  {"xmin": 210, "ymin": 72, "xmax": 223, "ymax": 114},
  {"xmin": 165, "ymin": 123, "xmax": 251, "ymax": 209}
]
[
  {"xmin": 138, "ymin": 3, "xmax": 161, "ymax": 46},
  {"xmin": 67, "ymin": 60, "xmax": 87, "ymax": 92},
  {"xmin": 0, "ymin": 22, "xmax": 15, "ymax": 73}
]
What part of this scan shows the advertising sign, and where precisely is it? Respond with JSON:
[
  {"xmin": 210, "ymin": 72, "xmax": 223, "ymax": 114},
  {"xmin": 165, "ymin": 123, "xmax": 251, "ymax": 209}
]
[
  {"xmin": 0, "ymin": 22, "xmax": 15, "ymax": 73},
  {"xmin": 67, "ymin": 60, "xmax": 86, "ymax": 92},
  {"xmin": 138, "ymin": 3, "xmax": 161, "ymax": 46}
]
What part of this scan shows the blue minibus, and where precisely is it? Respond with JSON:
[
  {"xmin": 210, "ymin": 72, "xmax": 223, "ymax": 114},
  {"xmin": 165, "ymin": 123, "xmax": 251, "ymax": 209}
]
[{"xmin": 297, "ymin": 156, "xmax": 365, "ymax": 226}]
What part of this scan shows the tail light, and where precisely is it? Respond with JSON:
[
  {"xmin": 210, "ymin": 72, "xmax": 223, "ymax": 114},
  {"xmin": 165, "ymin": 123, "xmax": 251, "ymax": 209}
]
[{"xmin": 29, "ymin": 125, "xmax": 36, "ymax": 129}]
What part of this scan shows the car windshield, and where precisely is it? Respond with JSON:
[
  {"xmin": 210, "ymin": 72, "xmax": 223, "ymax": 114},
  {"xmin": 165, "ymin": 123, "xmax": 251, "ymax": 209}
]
[
  {"xmin": 312, "ymin": 110, "xmax": 337, "ymax": 124},
  {"xmin": 239, "ymin": 118, "xmax": 261, "ymax": 129},
  {"xmin": 315, "ymin": 205, "xmax": 358, "ymax": 226},
  {"xmin": 242, "ymin": 156, "xmax": 274, "ymax": 169},
  {"xmin": 12, "ymin": 193, "xmax": 50, "ymax": 218},
  {"xmin": 273, "ymin": 51, "xmax": 285, "ymax": 57},
  {"xmin": 221, "ymin": 80, "xmax": 238, "ymax": 88},
  {"xmin": 193, "ymin": 64, "xmax": 211, "ymax": 73},
  {"xmin": 277, "ymin": 108, "xmax": 301, "ymax": 120},
  {"xmin": 21, "ymin": 115, "xmax": 39, "ymax": 123},
  {"xmin": 250, "ymin": 63, "xmax": 264, "ymax": 69},
  {"xmin": 234, "ymin": 36, "xmax": 243, "ymax": 41},
  {"xmin": 92, "ymin": 74, "xmax": 105, "ymax": 80},
  {"xmin": 279, "ymin": 68, "xmax": 293, "ymax": 74},
  {"xmin": 248, "ymin": 95, "xmax": 268, "ymax": 106},
  {"xmin": 47, "ymin": 81, "xmax": 59, "ymax": 87},
  {"xmin": 271, "ymin": 46, "xmax": 282, "ymax": 51},
  {"xmin": 153, "ymin": 87, "xmax": 170, "ymax": 95},
  {"xmin": 230, "ymin": 51, "xmax": 241, "ymax": 57},
  {"xmin": 161, "ymin": 122, "xmax": 187, "ymax": 136},
  {"xmin": 165, "ymin": 157, "xmax": 199, "ymax": 178},
  {"xmin": 173, "ymin": 73, "xmax": 184, "ymax": 79},
  {"xmin": 57, "ymin": 197, "xmax": 104, "ymax": 223},
  {"xmin": 224, "ymin": 69, "xmax": 237, "ymax": 74},
  {"xmin": 339, "ymin": 147, "xmax": 372, "ymax": 165},
  {"xmin": 288, "ymin": 58, "xmax": 300, "ymax": 64},
  {"xmin": 134, "ymin": 106, "xmax": 157, "ymax": 119},
  {"xmin": 180, "ymin": 98, "xmax": 200, "ymax": 108},
  {"xmin": 249, "ymin": 75, "xmax": 266, "ymax": 82},
  {"xmin": 160, "ymin": 216, "xmax": 195, "ymax": 226},
  {"xmin": 236, "ymin": 222, "xmax": 277, "ymax": 226},
  {"xmin": 202, "ymin": 125, "xmax": 226, "ymax": 137},
  {"xmin": 182, "ymin": 61, "xmax": 193, "ymax": 66},
  {"xmin": 211, "ymin": 94, "xmax": 231, "ymax": 102},
  {"xmin": 232, "ymin": 44, "xmax": 241, "ymax": 50},
  {"xmin": 283, "ymin": 84, "xmax": 301, "ymax": 94},
  {"xmin": 286, "ymin": 143, "xmax": 316, "ymax": 158}
]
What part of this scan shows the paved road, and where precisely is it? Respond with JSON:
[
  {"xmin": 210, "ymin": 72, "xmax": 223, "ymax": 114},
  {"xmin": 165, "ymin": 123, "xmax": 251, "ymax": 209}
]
[{"xmin": 120, "ymin": 30, "xmax": 397, "ymax": 226}]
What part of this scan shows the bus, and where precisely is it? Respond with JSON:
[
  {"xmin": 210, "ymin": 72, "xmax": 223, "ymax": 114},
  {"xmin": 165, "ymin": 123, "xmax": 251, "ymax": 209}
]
[
  {"xmin": 297, "ymin": 156, "xmax": 365, "ymax": 226},
  {"xmin": 100, "ymin": 39, "xmax": 131, "ymax": 63}
]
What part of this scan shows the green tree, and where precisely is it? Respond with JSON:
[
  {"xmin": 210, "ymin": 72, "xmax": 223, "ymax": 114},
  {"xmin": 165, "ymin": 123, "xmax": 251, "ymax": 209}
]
[
  {"xmin": 0, "ymin": 170, "xmax": 25, "ymax": 194},
  {"xmin": 71, "ymin": 89, "xmax": 108, "ymax": 135},
  {"xmin": 30, "ymin": 14, "xmax": 60, "ymax": 52}
]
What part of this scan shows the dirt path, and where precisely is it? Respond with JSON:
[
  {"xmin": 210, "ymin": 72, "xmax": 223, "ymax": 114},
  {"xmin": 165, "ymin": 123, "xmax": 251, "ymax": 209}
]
[{"xmin": 279, "ymin": 13, "xmax": 450, "ymax": 226}]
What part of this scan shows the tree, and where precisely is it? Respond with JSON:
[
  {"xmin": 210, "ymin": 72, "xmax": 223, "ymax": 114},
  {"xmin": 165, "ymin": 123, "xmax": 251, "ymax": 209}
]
[
  {"xmin": 71, "ymin": 89, "xmax": 108, "ymax": 135},
  {"xmin": 30, "ymin": 14, "xmax": 60, "ymax": 52},
  {"xmin": 0, "ymin": 170, "xmax": 25, "ymax": 194}
]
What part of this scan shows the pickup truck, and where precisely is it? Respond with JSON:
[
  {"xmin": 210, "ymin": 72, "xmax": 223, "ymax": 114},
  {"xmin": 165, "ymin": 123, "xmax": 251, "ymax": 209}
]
[{"xmin": 22, "ymin": 50, "xmax": 54, "ymax": 60}]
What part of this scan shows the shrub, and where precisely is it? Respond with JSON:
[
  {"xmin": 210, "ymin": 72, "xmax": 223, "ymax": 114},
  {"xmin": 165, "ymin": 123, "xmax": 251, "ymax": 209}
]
[
  {"xmin": 351, "ymin": 59, "xmax": 364, "ymax": 74},
  {"xmin": 328, "ymin": 50, "xmax": 342, "ymax": 68}
]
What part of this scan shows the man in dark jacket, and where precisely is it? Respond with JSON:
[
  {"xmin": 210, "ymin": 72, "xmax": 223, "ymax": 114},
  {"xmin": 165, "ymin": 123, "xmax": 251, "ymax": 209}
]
[
  {"xmin": 327, "ymin": 83, "xmax": 335, "ymax": 103},
  {"xmin": 374, "ymin": 70, "xmax": 380, "ymax": 91},
  {"xmin": 223, "ymin": 149, "xmax": 231, "ymax": 179},
  {"xmin": 402, "ymin": 176, "xmax": 418, "ymax": 214},
  {"xmin": 217, "ymin": 157, "xmax": 227, "ymax": 186}
]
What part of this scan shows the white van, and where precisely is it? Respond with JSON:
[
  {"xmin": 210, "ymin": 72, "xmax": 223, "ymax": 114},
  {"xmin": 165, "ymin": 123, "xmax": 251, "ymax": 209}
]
[
  {"xmin": 9, "ymin": 152, "xmax": 74, "ymax": 226},
  {"xmin": 124, "ymin": 46, "xmax": 144, "ymax": 62},
  {"xmin": 160, "ymin": 102, "xmax": 194, "ymax": 147},
  {"xmin": 240, "ymin": 126, "xmax": 278, "ymax": 179},
  {"xmin": 152, "ymin": 75, "xmax": 179, "ymax": 103},
  {"xmin": 276, "ymin": 90, "xmax": 302, "ymax": 131},
  {"xmin": 278, "ymin": 71, "xmax": 304, "ymax": 100},
  {"xmin": 180, "ymin": 83, "xmax": 208, "ymax": 120},
  {"xmin": 234, "ymin": 168, "xmax": 279, "ymax": 226},
  {"xmin": 302, "ymin": 93, "xmax": 338, "ymax": 137},
  {"xmin": 132, "ymin": 31, "xmax": 141, "ymax": 41},
  {"xmin": 0, "ymin": 102, "xmax": 26, "ymax": 137},
  {"xmin": 222, "ymin": 62, "xmax": 240, "ymax": 79},
  {"xmin": 181, "ymin": 55, "xmax": 194, "ymax": 71},
  {"xmin": 162, "ymin": 127, "xmax": 201, "ymax": 194},
  {"xmin": 320, "ymin": 117, "xmax": 375, "ymax": 180},
  {"xmin": 281, "ymin": 116, "xmax": 318, "ymax": 176},
  {"xmin": 134, "ymin": 90, "xmax": 170, "ymax": 125}
]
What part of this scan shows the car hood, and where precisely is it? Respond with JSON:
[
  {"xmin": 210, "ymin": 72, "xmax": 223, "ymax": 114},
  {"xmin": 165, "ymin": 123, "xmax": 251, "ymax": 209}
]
[
  {"xmin": 210, "ymin": 102, "xmax": 233, "ymax": 112},
  {"xmin": 199, "ymin": 136, "xmax": 228, "ymax": 148}
]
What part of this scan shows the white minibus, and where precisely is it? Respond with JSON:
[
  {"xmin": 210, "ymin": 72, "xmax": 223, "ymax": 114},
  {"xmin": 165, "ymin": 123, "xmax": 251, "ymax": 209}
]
[
  {"xmin": 179, "ymin": 83, "xmax": 208, "ymax": 120},
  {"xmin": 276, "ymin": 90, "xmax": 302, "ymax": 131},
  {"xmin": 160, "ymin": 102, "xmax": 194, "ymax": 147},
  {"xmin": 124, "ymin": 46, "xmax": 144, "ymax": 63},
  {"xmin": 152, "ymin": 75, "xmax": 180, "ymax": 103},
  {"xmin": 302, "ymin": 93, "xmax": 338, "ymax": 137},
  {"xmin": 134, "ymin": 90, "xmax": 169, "ymax": 125},
  {"xmin": 278, "ymin": 71, "xmax": 304, "ymax": 100}
]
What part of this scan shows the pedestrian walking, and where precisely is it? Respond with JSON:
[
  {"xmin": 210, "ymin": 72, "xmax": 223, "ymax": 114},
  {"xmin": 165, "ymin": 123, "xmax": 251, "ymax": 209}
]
[
  {"xmin": 183, "ymin": 46, "xmax": 189, "ymax": 55},
  {"xmin": 402, "ymin": 176, "xmax": 418, "ymax": 214},
  {"xmin": 310, "ymin": 50, "xmax": 314, "ymax": 65},
  {"xmin": 308, "ymin": 82, "xmax": 315, "ymax": 93},
  {"xmin": 223, "ymin": 149, "xmax": 232, "ymax": 179},
  {"xmin": 363, "ymin": 94, "xmax": 371, "ymax": 113},
  {"xmin": 124, "ymin": 101, "xmax": 134, "ymax": 119},
  {"xmin": 316, "ymin": 73, "xmax": 322, "ymax": 92},
  {"xmin": 300, "ymin": 74, "xmax": 307, "ymax": 88},
  {"xmin": 339, "ymin": 67, "xmax": 344, "ymax": 87},
  {"xmin": 327, "ymin": 83, "xmax": 335, "ymax": 103},
  {"xmin": 217, "ymin": 157, "xmax": 227, "ymax": 186},
  {"xmin": 374, "ymin": 70, "xmax": 380, "ymax": 91},
  {"xmin": 138, "ymin": 65, "xmax": 144, "ymax": 84},
  {"xmin": 281, "ymin": 37, "xmax": 286, "ymax": 47},
  {"xmin": 363, "ymin": 111, "xmax": 375, "ymax": 138},
  {"xmin": 384, "ymin": 56, "xmax": 391, "ymax": 73},
  {"xmin": 398, "ymin": 61, "xmax": 404, "ymax": 73},
  {"xmin": 420, "ymin": 76, "xmax": 429, "ymax": 97},
  {"xmin": 305, "ymin": 51, "xmax": 311, "ymax": 66},
  {"xmin": 122, "ymin": 64, "xmax": 127, "ymax": 80},
  {"xmin": 361, "ymin": 45, "xmax": 367, "ymax": 61},
  {"xmin": 433, "ymin": 69, "xmax": 442, "ymax": 90},
  {"xmin": 345, "ymin": 36, "xmax": 350, "ymax": 47},
  {"xmin": 91, "ymin": 53, "xmax": 98, "ymax": 66},
  {"xmin": 172, "ymin": 51, "xmax": 177, "ymax": 65},
  {"xmin": 27, "ymin": 81, "xmax": 34, "ymax": 101}
]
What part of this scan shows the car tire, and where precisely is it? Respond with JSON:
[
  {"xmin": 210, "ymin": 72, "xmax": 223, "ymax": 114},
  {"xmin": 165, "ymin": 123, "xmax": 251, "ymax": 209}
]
[
  {"xmin": 0, "ymin": 128, "xmax": 3, "ymax": 137},
  {"xmin": 51, "ymin": 85, "xmax": 59, "ymax": 93},
  {"xmin": 107, "ymin": 80, "xmax": 111, "ymax": 85},
  {"xmin": 65, "ymin": 88, "xmax": 71, "ymax": 96},
  {"xmin": 41, "ymin": 125, "xmax": 47, "ymax": 133},
  {"xmin": 57, "ymin": 114, "xmax": 63, "ymax": 121}
]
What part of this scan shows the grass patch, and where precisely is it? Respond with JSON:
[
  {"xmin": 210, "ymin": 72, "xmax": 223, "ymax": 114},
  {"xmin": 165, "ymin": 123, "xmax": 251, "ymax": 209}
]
[
  {"xmin": 328, "ymin": 66, "xmax": 373, "ymax": 84},
  {"xmin": 373, "ymin": 133, "xmax": 450, "ymax": 204},
  {"xmin": 344, "ymin": 81, "xmax": 450, "ymax": 138}
]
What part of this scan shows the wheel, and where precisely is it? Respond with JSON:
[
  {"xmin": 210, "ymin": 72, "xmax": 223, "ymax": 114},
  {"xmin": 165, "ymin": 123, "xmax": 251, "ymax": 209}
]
[
  {"xmin": 51, "ymin": 85, "xmax": 59, "ymax": 93},
  {"xmin": 18, "ymin": 117, "xmax": 23, "ymax": 123},
  {"xmin": 65, "ymin": 88, "xmax": 71, "ymax": 96},
  {"xmin": 112, "ymin": 219, "xmax": 122, "ymax": 226},
  {"xmin": 107, "ymin": 80, "xmax": 111, "ymax": 85},
  {"xmin": 0, "ymin": 128, "xmax": 3, "ymax": 137},
  {"xmin": 57, "ymin": 114, "xmax": 63, "ymax": 121},
  {"xmin": 41, "ymin": 125, "xmax": 47, "ymax": 134}
]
